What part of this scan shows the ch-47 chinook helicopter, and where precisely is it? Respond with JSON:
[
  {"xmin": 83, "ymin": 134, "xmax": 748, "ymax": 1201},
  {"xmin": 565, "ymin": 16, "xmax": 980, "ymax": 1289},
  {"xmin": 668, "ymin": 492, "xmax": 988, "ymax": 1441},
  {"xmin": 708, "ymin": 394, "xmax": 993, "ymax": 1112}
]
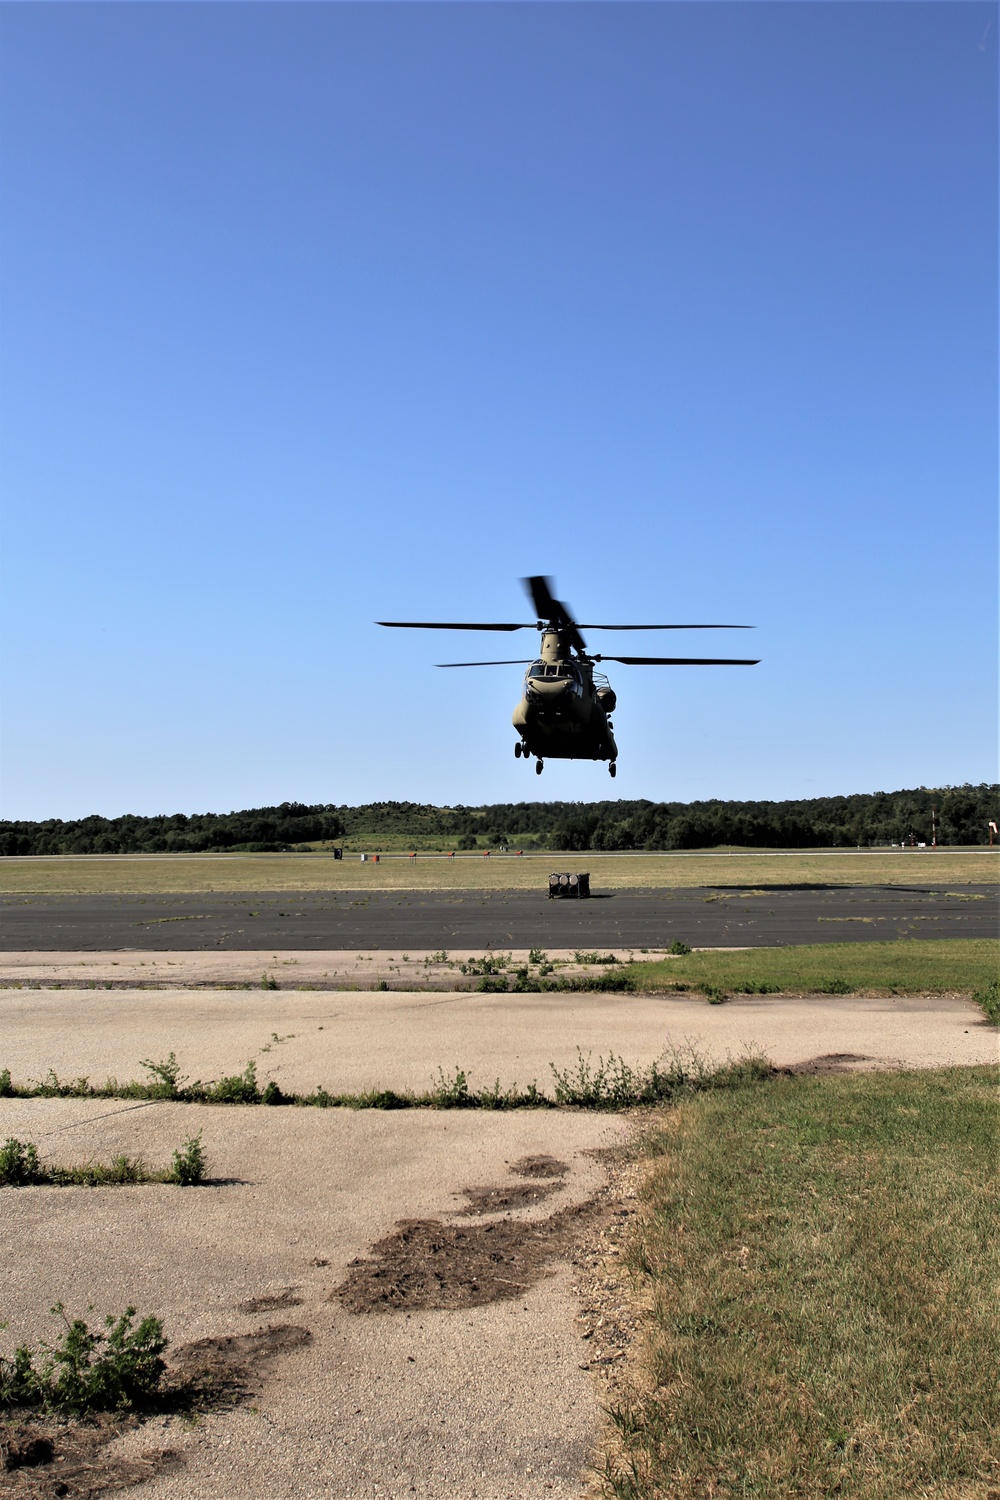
[{"xmin": 378, "ymin": 576, "xmax": 758, "ymax": 777}]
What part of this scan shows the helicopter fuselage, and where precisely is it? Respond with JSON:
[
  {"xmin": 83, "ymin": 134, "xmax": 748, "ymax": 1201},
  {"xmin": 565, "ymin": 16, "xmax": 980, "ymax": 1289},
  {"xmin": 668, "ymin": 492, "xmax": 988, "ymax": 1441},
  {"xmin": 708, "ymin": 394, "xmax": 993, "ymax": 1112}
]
[
  {"xmin": 512, "ymin": 630, "xmax": 618, "ymax": 762},
  {"xmin": 377, "ymin": 574, "xmax": 757, "ymax": 778}
]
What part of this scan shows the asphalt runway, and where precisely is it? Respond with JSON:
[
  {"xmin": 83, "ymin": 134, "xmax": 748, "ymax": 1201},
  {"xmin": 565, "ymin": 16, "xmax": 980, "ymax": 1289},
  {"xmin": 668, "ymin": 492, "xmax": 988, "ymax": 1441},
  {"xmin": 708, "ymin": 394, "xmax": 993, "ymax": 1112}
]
[{"xmin": 2, "ymin": 885, "xmax": 996, "ymax": 951}]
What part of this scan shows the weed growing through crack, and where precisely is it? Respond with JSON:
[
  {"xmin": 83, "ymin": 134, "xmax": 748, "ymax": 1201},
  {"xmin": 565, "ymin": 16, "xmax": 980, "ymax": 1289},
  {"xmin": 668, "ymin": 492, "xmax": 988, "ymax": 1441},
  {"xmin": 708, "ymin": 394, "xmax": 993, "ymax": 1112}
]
[
  {"xmin": 0, "ymin": 1047, "xmax": 772, "ymax": 1113},
  {"xmin": 1, "ymin": 1136, "xmax": 209, "ymax": 1188},
  {"xmin": 0, "ymin": 1137, "xmax": 42, "ymax": 1185},
  {"xmin": 139, "ymin": 1052, "xmax": 186, "ymax": 1098},
  {"xmin": 0, "ymin": 1305, "xmax": 168, "ymax": 1416},
  {"xmin": 167, "ymin": 1134, "xmax": 205, "ymax": 1186},
  {"xmin": 475, "ymin": 968, "xmax": 635, "ymax": 994},
  {"xmin": 460, "ymin": 953, "xmax": 511, "ymax": 976},
  {"xmin": 430, "ymin": 1067, "xmax": 472, "ymax": 1107},
  {"xmin": 207, "ymin": 1061, "xmax": 262, "ymax": 1104},
  {"xmin": 549, "ymin": 1046, "xmax": 772, "ymax": 1110}
]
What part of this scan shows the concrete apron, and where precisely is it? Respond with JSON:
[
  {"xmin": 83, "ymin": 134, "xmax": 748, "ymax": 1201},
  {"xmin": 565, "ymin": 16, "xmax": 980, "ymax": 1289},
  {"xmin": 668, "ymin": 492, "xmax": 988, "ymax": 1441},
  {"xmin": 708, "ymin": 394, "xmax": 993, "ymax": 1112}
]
[{"xmin": 0, "ymin": 987, "xmax": 994, "ymax": 1097}]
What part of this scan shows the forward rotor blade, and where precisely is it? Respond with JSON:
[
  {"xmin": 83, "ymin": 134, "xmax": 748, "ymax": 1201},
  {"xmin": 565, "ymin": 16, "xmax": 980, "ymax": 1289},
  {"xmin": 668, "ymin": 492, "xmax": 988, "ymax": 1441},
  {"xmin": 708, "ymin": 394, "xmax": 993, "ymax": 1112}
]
[
  {"xmin": 596, "ymin": 655, "xmax": 760, "ymax": 666},
  {"xmin": 522, "ymin": 575, "xmax": 560, "ymax": 620},
  {"xmin": 435, "ymin": 659, "xmax": 534, "ymax": 668},
  {"xmin": 577, "ymin": 623, "xmax": 754, "ymax": 631},
  {"xmin": 376, "ymin": 621, "xmax": 534, "ymax": 631},
  {"xmin": 521, "ymin": 575, "xmax": 587, "ymax": 652}
]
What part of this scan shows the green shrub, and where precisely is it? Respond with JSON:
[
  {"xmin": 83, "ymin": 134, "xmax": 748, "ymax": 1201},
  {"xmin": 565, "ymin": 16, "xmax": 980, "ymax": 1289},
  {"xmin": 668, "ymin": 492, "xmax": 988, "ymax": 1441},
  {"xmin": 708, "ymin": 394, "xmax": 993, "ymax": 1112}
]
[
  {"xmin": 668, "ymin": 940, "xmax": 693, "ymax": 956},
  {"xmin": 139, "ymin": 1052, "xmax": 186, "ymax": 1099},
  {"xmin": 430, "ymin": 1067, "xmax": 472, "ymax": 1107},
  {"xmin": 461, "ymin": 953, "xmax": 510, "ymax": 976},
  {"xmin": 0, "ymin": 1305, "xmax": 168, "ymax": 1415},
  {"xmin": 0, "ymin": 1137, "xmax": 43, "ymax": 1185},
  {"xmin": 207, "ymin": 1062, "xmax": 260, "ymax": 1103},
  {"xmin": 168, "ymin": 1134, "xmax": 206, "ymax": 1186},
  {"xmin": 572, "ymin": 970, "xmax": 635, "ymax": 993},
  {"xmin": 476, "ymin": 975, "xmax": 508, "ymax": 993}
]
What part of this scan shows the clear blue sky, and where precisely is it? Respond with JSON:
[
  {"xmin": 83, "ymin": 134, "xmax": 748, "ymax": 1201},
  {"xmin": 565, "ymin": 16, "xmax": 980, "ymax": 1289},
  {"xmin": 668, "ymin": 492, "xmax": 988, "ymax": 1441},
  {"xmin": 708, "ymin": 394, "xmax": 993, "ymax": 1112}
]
[{"xmin": 1, "ymin": 2, "xmax": 996, "ymax": 820}]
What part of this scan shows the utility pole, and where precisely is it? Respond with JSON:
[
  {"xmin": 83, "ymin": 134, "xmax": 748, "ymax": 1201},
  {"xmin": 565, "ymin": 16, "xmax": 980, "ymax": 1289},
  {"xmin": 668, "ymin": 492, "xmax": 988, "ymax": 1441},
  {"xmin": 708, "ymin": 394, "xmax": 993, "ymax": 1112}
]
[{"xmin": 931, "ymin": 806, "xmax": 937, "ymax": 848}]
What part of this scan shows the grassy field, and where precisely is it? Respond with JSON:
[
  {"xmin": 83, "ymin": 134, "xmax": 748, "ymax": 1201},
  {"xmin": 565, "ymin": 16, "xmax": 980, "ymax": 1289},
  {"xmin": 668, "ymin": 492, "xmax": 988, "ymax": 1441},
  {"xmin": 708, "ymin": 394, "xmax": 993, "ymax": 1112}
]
[
  {"xmin": 599, "ymin": 1065, "xmax": 999, "ymax": 1500},
  {"xmin": 625, "ymin": 938, "xmax": 1000, "ymax": 996},
  {"xmin": 1, "ymin": 847, "xmax": 995, "ymax": 894}
]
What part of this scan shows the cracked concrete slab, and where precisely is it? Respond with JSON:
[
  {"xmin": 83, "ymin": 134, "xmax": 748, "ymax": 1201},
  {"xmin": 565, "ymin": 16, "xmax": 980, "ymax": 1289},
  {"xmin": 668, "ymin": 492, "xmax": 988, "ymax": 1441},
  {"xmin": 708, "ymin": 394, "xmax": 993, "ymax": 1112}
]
[
  {"xmin": 0, "ymin": 986, "xmax": 993, "ymax": 1099},
  {"xmin": 0, "ymin": 1099, "xmax": 626, "ymax": 1499}
]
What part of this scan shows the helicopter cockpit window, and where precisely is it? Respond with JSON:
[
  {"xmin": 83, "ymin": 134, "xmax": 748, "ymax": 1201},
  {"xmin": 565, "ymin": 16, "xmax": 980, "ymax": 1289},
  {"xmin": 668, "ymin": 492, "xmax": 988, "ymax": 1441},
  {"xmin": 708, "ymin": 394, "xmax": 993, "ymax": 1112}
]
[{"xmin": 528, "ymin": 664, "xmax": 546, "ymax": 679}]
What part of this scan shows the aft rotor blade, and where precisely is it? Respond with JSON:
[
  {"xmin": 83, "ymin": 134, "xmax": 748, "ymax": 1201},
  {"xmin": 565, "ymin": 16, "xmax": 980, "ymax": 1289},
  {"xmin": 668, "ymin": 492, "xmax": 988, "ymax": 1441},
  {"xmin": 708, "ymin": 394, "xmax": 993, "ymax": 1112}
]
[
  {"xmin": 435, "ymin": 659, "xmax": 534, "ymax": 668},
  {"xmin": 596, "ymin": 655, "xmax": 760, "ymax": 666},
  {"xmin": 376, "ymin": 621, "xmax": 535, "ymax": 631},
  {"xmin": 577, "ymin": 623, "xmax": 754, "ymax": 631}
]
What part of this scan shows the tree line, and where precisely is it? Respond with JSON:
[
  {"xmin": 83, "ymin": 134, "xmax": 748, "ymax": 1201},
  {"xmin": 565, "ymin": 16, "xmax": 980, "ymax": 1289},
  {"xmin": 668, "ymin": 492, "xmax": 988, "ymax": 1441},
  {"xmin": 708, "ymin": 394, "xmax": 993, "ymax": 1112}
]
[{"xmin": 0, "ymin": 785, "xmax": 996, "ymax": 856}]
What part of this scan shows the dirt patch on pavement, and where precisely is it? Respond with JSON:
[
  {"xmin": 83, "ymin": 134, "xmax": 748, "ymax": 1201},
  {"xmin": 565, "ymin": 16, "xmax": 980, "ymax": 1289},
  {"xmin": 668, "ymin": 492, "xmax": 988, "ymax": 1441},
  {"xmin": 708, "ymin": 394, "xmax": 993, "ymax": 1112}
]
[
  {"xmin": 511, "ymin": 1153, "xmax": 570, "ymax": 1178},
  {"xmin": 1, "ymin": 1417, "xmax": 183, "ymax": 1498},
  {"xmin": 167, "ymin": 1322, "xmax": 312, "ymax": 1406},
  {"xmin": 0, "ymin": 1325, "xmax": 311, "ymax": 1499},
  {"xmin": 782, "ymin": 1052, "xmax": 882, "ymax": 1075},
  {"xmin": 236, "ymin": 1288, "xmax": 303, "ymax": 1315},
  {"xmin": 337, "ymin": 1199, "xmax": 600, "ymax": 1313},
  {"xmin": 458, "ymin": 1181, "xmax": 564, "ymax": 1215}
]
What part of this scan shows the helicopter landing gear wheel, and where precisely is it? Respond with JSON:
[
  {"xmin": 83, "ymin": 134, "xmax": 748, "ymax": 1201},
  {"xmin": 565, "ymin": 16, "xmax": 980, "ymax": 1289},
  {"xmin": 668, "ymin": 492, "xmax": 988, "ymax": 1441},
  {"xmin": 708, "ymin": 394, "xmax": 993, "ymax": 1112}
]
[
  {"xmin": 609, "ymin": 761, "xmax": 617, "ymax": 778},
  {"xmin": 514, "ymin": 742, "xmax": 522, "ymax": 758},
  {"xmin": 535, "ymin": 758, "xmax": 544, "ymax": 775}
]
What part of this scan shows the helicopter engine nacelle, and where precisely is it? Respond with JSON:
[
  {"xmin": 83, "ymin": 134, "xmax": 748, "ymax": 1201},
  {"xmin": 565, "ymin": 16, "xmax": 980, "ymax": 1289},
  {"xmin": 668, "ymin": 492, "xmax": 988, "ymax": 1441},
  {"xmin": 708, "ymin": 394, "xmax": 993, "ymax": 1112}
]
[{"xmin": 596, "ymin": 687, "xmax": 617, "ymax": 714}]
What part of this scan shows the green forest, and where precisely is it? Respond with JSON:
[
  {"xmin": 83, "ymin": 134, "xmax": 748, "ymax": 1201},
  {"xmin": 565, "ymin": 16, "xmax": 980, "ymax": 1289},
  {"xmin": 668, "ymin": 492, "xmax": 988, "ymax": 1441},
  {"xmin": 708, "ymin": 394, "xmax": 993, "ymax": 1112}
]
[{"xmin": 1, "ymin": 784, "xmax": 996, "ymax": 855}]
